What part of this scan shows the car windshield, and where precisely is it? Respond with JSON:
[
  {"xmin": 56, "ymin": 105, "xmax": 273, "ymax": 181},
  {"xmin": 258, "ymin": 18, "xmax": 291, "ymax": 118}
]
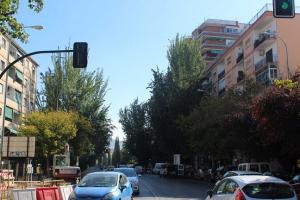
[
  {"xmin": 243, "ymin": 183, "xmax": 295, "ymax": 199},
  {"xmin": 114, "ymin": 168, "xmax": 137, "ymax": 177},
  {"xmin": 78, "ymin": 174, "xmax": 117, "ymax": 187}
]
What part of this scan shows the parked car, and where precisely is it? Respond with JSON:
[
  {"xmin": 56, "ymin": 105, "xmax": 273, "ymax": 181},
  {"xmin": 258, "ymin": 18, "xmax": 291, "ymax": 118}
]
[
  {"xmin": 215, "ymin": 171, "xmax": 262, "ymax": 185},
  {"xmin": 223, "ymin": 171, "xmax": 262, "ymax": 178},
  {"xmin": 206, "ymin": 175, "xmax": 297, "ymax": 200},
  {"xmin": 69, "ymin": 172, "xmax": 133, "ymax": 200},
  {"xmin": 238, "ymin": 162, "xmax": 272, "ymax": 173},
  {"xmin": 159, "ymin": 163, "xmax": 168, "ymax": 177},
  {"xmin": 114, "ymin": 167, "xmax": 140, "ymax": 195},
  {"xmin": 290, "ymin": 174, "xmax": 300, "ymax": 200},
  {"xmin": 153, "ymin": 163, "xmax": 167, "ymax": 175}
]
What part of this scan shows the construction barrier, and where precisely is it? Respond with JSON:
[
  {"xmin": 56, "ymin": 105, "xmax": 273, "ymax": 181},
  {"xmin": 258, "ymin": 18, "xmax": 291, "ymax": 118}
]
[
  {"xmin": 59, "ymin": 185, "xmax": 73, "ymax": 200},
  {"xmin": 10, "ymin": 188, "xmax": 36, "ymax": 200},
  {"xmin": 36, "ymin": 187, "xmax": 60, "ymax": 200}
]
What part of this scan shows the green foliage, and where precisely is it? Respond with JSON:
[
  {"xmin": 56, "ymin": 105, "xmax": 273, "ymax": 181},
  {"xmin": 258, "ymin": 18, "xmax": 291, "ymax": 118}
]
[
  {"xmin": 112, "ymin": 137, "xmax": 121, "ymax": 166},
  {"xmin": 167, "ymin": 34, "xmax": 205, "ymax": 89},
  {"xmin": 274, "ymin": 79, "xmax": 299, "ymax": 90},
  {"xmin": 119, "ymin": 98, "xmax": 152, "ymax": 165},
  {"xmin": 19, "ymin": 111, "xmax": 77, "ymax": 157},
  {"xmin": 0, "ymin": 0, "xmax": 44, "ymax": 42},
  {"xmin": 39, "ymin": 50, "xmax": 113, "ymax": 159}
]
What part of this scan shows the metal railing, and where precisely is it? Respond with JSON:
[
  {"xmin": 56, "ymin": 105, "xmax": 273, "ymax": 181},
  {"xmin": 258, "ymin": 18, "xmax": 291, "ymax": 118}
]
[{"xmin": 255, "ymin": 55, "xmax": 278, "ymax": 71}]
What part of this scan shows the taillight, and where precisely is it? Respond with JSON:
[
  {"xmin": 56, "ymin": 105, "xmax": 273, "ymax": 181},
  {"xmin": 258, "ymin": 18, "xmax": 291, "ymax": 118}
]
[{"xmin": 235, "ymin": 188, "xmax": 246, "ymax": 200}]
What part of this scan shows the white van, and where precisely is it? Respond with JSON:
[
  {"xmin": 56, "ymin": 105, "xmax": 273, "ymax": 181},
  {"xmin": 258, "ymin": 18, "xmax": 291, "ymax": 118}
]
[
  {"xmin": 153, "ymin": 163, "xmax": 167, "ymax": 175},
  {"xmin": 238, "ymin": 162, "xmax": 272, "ymax": 173}
]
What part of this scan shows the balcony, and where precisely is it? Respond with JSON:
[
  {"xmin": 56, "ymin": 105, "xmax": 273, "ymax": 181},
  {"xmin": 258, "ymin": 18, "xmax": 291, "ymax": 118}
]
[
  {"xmin": 254, "ymin": 33, "xmax": 276, "ymax": 49},
  {"xmin": 255, "ymin": 55, "xmax": 278, "ymax": 72},
  {"xmin": 236, "ymin": 53, "xmax": 244, "ymax": 64},
  {"xmin": 218, "ymin": 70, "xmax": 225, "ymax": 80},
  {"xmin": 256, "ymin": 66, "xmax": 278, "ymax": 86}
]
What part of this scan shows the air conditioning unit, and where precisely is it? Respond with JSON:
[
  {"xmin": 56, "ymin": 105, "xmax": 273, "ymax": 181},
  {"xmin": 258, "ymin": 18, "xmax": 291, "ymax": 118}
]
[{"xmin": 259, "ymin": 50, "xmax": 265, "ymax": 56}]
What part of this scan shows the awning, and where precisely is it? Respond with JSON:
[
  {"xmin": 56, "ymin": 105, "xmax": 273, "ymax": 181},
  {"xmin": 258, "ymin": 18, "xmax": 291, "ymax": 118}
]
[
  {"xmin": 16, "ymin": 69, "xmax": 24, "ymax": 82},
  {"xmin": 5, "ymin": 106, "xmax": 13, "ymax": 120}
]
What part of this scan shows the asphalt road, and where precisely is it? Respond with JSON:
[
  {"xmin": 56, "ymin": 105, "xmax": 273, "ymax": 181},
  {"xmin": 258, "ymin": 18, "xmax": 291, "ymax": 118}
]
[{"xmin": 134, "ymin": 175, "xmax": 213, "ymax": 200}]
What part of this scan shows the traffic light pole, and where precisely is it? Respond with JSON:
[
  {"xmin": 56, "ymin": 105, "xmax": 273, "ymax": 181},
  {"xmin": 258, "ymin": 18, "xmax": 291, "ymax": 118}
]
[{"xmin": 0, "ymin": 49, "xmax": 73, "ymax": 163}]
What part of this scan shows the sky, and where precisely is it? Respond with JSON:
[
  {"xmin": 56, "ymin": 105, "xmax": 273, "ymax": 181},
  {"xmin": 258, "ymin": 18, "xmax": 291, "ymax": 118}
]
[{"xmin": 16, "ymin": 0, "xmax": 300, "ymax": 140}]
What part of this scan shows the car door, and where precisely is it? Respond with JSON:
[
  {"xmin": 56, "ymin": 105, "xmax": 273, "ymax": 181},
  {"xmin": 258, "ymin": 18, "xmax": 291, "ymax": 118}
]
[{"xmin": 119, "ymin": 175, "xmax": 132, "ymax": 200}]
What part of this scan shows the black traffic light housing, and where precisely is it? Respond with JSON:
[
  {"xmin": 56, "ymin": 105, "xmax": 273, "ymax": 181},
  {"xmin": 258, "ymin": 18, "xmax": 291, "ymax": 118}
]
[
  {"xmin": 73, "ymin": 42, "xmax": 88, "ymax": 68},
  {"xmin": 273, "ymin": 0, "xmax": 295, "ymax": 18}
]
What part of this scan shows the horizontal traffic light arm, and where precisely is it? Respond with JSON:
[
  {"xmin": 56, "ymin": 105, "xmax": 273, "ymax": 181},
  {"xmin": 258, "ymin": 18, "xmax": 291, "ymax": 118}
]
[{"xmin": 0, "ymin": 49, "xmax": 74, "ymax": 80}]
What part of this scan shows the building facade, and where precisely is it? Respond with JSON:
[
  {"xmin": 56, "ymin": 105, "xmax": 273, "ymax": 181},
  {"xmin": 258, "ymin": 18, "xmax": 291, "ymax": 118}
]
[
  {"xmin": 192, "ymin": 19, "xmax": 246, "ymax": 67},
  {"xmin": 204, "ymin": 4, "xmax": 300, "ymax": 96},
  {"xmin": 0, "ymin": 34, "xmax": 38, "ymax": 136}
]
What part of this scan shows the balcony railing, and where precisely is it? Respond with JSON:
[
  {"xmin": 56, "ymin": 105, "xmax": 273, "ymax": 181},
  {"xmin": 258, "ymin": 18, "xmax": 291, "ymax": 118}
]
[
  {"xmin": 236, "ymin": 53, "xmax": 244, "ymax": 64},
  {"xmin": 254, "ymin": 33, "xmax": 276, "ymax": 49},
  {"xmin": 255, "ymin": 55, "xmax": 278, "ymax": 72}
]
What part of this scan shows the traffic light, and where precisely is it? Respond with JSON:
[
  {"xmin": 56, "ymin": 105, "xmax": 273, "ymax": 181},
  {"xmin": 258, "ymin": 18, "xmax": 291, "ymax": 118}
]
[
  {"xmin": 73, "ymin": 42, "xmax": 88, "ymax": 68},
  {"xmin": 273, "ymin": 0, "xmax": 295, "ymax": 18}
]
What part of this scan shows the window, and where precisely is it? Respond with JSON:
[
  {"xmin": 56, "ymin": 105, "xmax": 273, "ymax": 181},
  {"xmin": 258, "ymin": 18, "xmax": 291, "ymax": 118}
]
[
  {"xmin": 227, "ymin": 56, "xmax": 232, "ymax": 65},
  {"xmin": 5, "ymin": 106, "xmax": 13, "ymax": 121},
  {"xmin": 15, "ymin": 69, "xmax": 24, "ymax": 84},
  {"xmin": 261, "ymin": 164, "xmax": 270, "ymax": 173},
  {"xmin": 243, "ymin": 183, "xmax": 294, "ymax": 199},
  {"xmin": 119, "ymin": 175, "xmax": 127, "ymax": 186},
  {"xmin": 15, "ymin": 90, "xmax": 22, "ymax": 105},
  {"xmin": 224, "ymin": 180, "xmax": 238, "ymax": 194},
  {"xmin": 13, "ymin": 111, "xmax": 21, "ymax": 124},
  {"xmin": 8, "ymin": 67, "xmax": 15, "ymax": 79},
  {"xmin": 2, "ymin": 38, "xmax": 6, "ymax": 50},
  {"xmin": 214, "ymin": 180, "xmax": 227, "ymax": 195},
  {"xmin": 0, "ymin": 60, "xmax": 5, "ymax": 71},
  {"xmin": 0, "ymin": 84, "xmax": 3, "ymax": 94},
  {"xmin": 226, "ymin": 28, "xmax": 238, "ymax": 33},
  {"xmin": 250, "ymin": 164, "xmax": 259, "ymax": 172}
]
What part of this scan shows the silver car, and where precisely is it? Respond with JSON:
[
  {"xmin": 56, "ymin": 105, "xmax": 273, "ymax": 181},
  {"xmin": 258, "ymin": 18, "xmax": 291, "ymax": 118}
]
[{"xmin": 114, "ymin": 167, "xmax": 140, "ymax": 195}]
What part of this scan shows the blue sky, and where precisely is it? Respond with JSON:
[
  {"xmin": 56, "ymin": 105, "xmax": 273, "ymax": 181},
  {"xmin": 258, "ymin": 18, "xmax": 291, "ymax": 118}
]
[{"xmin": 16, "ymin": 0, "xmax": 300, "ymax": 140}]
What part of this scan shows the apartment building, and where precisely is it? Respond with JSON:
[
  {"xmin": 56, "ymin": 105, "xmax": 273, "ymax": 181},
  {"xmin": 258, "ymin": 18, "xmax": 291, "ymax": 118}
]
[
  {"xmin": 0, "ymin": 34, "xmax": 38, "ymax": 135},
  {"xmin": 192, "ymin": 19, "xmax": 247, "ymax": 66},
  {"xmin": 204, "ymin": 4, "xmax": 300, "ymax": 96}
]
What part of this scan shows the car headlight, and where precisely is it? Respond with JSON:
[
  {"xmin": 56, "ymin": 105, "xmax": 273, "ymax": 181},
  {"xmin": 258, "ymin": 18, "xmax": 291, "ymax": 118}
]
[
  {"xmin": 68, "ymin": 191, "xmax": 76, "ymax": 200},
  {"xmin": 103, "ymin": 191, "xmax": 118, "ymax": 200}
]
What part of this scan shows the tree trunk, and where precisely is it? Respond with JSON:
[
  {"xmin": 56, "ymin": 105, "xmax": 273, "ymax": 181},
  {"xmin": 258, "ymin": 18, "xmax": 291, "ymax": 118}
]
[{"xmin": 46, "ymin": 154, "xmax": 50, "ymax": 177}]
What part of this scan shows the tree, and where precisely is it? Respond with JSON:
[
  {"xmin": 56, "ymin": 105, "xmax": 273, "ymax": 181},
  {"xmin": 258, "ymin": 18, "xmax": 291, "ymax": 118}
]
[
  {"xmin": 112, "ymin": 137, "xmax": 121, "ymax": 166},
  {"xmin": 249, "ymin": 80, "xmax": 300, "ymax": 169},
  {"xmin": 39, "ymin": 50, "xmax": 113, "ymax": 161},
  {"xmin": 119, "ymin": 98, "xmax": 153, "ymax": 165},
  {"xmin": 19, "ymin": 111, "xmax": 77, "ymax": 174},
  {"xmin": 0, "ymin": 0, "xmax": 44, "ymax": 42},
  {"xmin": 167, "ymin": 34, "xmax": 205, "ymax": 89}
]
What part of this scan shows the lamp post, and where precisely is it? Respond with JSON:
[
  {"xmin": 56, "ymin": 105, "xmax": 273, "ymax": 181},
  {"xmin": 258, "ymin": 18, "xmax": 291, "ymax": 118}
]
[{"xmin": 23, "ymin": 25, "xmax": 44, "ymax": 30}]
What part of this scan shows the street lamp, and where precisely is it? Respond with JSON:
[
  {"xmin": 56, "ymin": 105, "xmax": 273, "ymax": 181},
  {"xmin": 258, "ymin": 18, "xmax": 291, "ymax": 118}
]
[
  {"xmin": 23, "ymin": 25, "xmax": 44, "ymax": 30},
  {"xmin": 263, "ymin": 32, "xmax": 291, "ymax": 79}
]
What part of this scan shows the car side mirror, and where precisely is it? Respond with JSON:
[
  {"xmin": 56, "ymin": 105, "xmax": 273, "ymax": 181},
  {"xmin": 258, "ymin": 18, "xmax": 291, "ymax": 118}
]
[
  {"xmin": 207, "ymin": 190, "xmax": 213, "ymax": 198},
  {"xmin": 120, "ymin": 185, "xmax": 127, "ymax": 192}
]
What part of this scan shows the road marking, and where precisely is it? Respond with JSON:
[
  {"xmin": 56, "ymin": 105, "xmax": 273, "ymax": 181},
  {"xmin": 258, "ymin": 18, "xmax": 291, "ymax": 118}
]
[{"xmin": 140, "ymin": 178, "xmax": 160, "ymax": 200}]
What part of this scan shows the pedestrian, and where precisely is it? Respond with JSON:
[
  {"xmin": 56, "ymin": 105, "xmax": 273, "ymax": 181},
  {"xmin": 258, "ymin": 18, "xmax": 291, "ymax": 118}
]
[{"xmin": 36, "ymin": 164, "xmax": 41, "ymax": 181}]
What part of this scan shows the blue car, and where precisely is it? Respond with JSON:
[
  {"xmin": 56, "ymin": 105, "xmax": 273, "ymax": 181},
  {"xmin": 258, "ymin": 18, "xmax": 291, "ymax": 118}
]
[{"xmin": 68, "ymin": 172, "xmax": 133, "ymax": 200}]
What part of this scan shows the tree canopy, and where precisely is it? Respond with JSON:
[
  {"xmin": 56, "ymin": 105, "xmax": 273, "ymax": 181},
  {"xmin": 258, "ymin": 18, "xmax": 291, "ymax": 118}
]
[{"xmin": 0, "ymin": 0, "xmax": 44, "ymax": 42}]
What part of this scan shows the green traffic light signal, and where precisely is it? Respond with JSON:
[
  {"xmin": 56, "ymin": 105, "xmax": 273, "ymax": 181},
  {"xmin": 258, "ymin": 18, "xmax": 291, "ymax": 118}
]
[
  {"xmin": 281, "ymin": 2, "xmax": 289, "ymax": 9},
  {"xmin": 273, "ymin": 0, "xmax": 295, "ymax": 18}
]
